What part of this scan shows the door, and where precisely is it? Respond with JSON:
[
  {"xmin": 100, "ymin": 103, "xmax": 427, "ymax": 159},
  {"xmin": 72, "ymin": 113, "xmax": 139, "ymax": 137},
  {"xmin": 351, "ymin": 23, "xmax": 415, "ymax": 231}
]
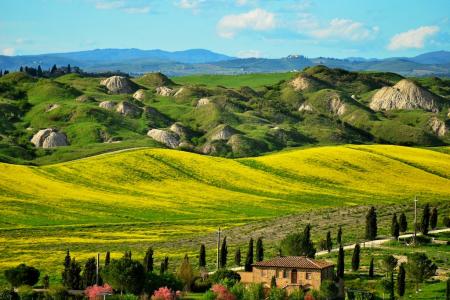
[{"xmin": 291, "ymin": 269, "xmax": 297, "ymax": 284}]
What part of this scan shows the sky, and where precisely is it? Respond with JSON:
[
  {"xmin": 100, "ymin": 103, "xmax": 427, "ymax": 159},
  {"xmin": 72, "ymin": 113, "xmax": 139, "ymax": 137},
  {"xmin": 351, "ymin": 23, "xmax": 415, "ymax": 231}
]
[{"xmin": 0, "ymin": 0, "xmax": 449, "ymax": 58}]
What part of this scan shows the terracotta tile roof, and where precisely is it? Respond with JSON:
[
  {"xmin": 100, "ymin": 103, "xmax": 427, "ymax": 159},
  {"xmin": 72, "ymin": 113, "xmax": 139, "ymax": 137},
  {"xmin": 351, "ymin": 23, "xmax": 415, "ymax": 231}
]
[{"xmin": 253, "ymin": 256, "xmax": 334, "ymax": 270}]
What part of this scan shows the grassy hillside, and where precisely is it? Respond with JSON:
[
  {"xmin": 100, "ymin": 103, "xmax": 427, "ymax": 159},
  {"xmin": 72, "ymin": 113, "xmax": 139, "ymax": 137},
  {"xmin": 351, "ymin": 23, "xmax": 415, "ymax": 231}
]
[
  {"xmin": 0, "ymin": 144, "xmax": 449, "ymax": 283},
  {"xmin": 172, "ymin": 72, "xmax": 295, "ymax": 89}
]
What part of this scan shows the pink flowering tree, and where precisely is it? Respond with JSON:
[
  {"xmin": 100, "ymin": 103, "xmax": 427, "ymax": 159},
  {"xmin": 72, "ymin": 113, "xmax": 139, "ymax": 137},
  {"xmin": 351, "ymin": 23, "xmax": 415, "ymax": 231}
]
[
  {"xmin": 151, "ymin": 287, "xmax": 181, "ymax": 300},
  {"xmin": 84, "ymin": 284, "xmax": 113, "ymax": 300},
  {"xmin": 211, "ymin": 284, "xmax": 236, "ymax": 300}
]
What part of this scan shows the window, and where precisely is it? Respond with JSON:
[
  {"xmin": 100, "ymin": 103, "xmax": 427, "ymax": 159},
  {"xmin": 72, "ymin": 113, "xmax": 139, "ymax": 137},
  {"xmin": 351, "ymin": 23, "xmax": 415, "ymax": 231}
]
[
  {"xmin": 283, "ymin": 270, "xmax": 288, "ymax": 278},
  {"xmin": 306, "ymin": 272, "xmax": 312, "ymax": 280}
]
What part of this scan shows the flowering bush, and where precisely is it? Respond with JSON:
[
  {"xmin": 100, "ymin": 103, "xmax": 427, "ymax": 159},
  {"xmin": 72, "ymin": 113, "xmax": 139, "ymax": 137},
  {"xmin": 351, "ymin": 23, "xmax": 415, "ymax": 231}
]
[
  {"xmin": 84, "ymin": 284, "xmax": 113, "ymax": 300},
  {"xmin": 151, "ymin": 287, "xmax": 181, "ymax": 300},
  {"xmin": 211, "ymin": 284, "xmax": 236, "ymax": 300}
]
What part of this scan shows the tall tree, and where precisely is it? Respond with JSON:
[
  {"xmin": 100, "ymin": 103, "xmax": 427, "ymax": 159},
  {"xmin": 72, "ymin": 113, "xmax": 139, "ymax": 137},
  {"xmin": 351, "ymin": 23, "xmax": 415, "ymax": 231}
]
[
  {"xmin": 369, "ymin": 258, "xmax": 374, "ymax": 278},
  {"xmin": 336, "ymin": 245, "xmax": 344, "ymax": 279},
  {"xmin": 43, "ymin": 275, "xmax": 50, "ymax": 289},
  {"xmin": 163, "ymin": 257, "xmax": 169, "ymax": 273},
  {"xmin": 379, "ymin": 255, "xmax": 398, "ymax": 276},
  {"xmin": 351, "ymin": 243, "xmax": 360, "ymax": 271},
  {"xmin": 220, "ymin": 237, "xmax": 228, "ymax": 268},
  {"xmin": 143, "ymin": 247, "xmax": 154, "ymax": 273},
  {"xmin": 399, "ymin": 212, "xmax": 408, "ymax": 233},
  {"xmin": 105, "ymin": 251, "xmax": 110, "ymax": 267},
  {"xmin": 160, "ymin": 262, "xmax": 165, "ymax": 275},
  {"xmin": 199, "ymin": 244, "xmax": 206, "ymax": 268},
  {"xmin": 391, "ymin": 213, "xmax": 400, "ymax": 239},
  {"xmin": 421, "ymin": 203, "xmax": 431, "ymax": 235},
  {"xmin": 326, "ymin": 231, "xmax": 333, "ymax": 253},
  {"xmin": 19, "ymin": 66, "xmax": 23, "ymax": 72},
  {"xmin": 64, "ymin": 258, "xmax": 82, "ymax": 290},
  {"xmin": 177, "ymin": 255, "xmax": 194, "ymax": 291},
  {"xmin": 37, "ymin": 65, "xmax": 43, "ymax": 77},
  {"xmin": 446, "ymin": 278, "xmax": 450, "ymax": 300},
  {"xmin": 101, "ymin": 257, "xmax": 145, "ymax": 295},
  {"xmin": 50, "ymin": 64, "xmax": 57, "ymax": 74},
  {"xmin": 280, "ymin": 225, "xmax": 316, "ymax": 258},
  {"xmin": 365, "ymin": 206, "xmax": 378, "ymax": 240},
  {"xmin": 256, "ymin": 237, "xmax": 264, "ymax": 262},
  {"xmin": 397, "ymin": 263, "xmax": 406, "ymax": 297},
  {"xmin": 67, "ymin": 64, "xmax": 71, "ymax": 73},
  {"xmin": 405, "ymin": 253, "xmax": 437, "ymax": 292},
  {"xmin": 245, "ymin": 238, "xmax": 254, "ymax": 272},
  {"xmin": 337, "ymin": 225, "xmax": 342, "ymax": 245},
  {"xmin": 62, "ymin": 250, "xmax": 71, "ymax": 287},
  {"xmin": 234, "ymin": 248, "xmax": 241, "ymax": 266},
  {"xmin": 430, "ymin": 207, "xmax": 438, "ymax": 230},
  {"xmin": 82, "ymin": 257, "xmax": 97, "ymax": 288}
]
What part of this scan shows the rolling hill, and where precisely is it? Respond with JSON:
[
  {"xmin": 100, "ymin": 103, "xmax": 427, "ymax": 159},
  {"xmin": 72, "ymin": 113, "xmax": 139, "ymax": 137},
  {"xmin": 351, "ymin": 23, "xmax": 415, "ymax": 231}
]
[{"xmin": 0, "ymin": 145, "xmax": 449, "ymax": 280}]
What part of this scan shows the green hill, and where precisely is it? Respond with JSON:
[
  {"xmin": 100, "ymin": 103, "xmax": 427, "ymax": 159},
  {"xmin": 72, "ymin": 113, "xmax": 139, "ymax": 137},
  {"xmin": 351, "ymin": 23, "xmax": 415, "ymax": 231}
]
[{"xmin": 0, "ymin": 67, "xmax": 449, "ymax": 164}]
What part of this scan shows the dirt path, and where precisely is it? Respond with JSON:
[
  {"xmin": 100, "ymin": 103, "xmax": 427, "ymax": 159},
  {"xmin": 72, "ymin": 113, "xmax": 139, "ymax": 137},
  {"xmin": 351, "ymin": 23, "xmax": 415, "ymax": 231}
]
[{"xmin": 315, "ymin": 228, "xmax": 450, "ymax": 256}]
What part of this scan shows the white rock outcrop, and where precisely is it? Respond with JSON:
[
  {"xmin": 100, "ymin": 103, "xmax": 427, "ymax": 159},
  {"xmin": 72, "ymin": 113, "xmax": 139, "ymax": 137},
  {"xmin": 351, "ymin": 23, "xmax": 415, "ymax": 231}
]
[
  {"xmin": 370, "ymin": 79, "xmax": 440, "ymax": 112},
  {"xmin": 155, "ymin": 86, "xmax": 174, "ymax": 96},
  {"xmin": 329, "ymin": 96, "xmax": 347, "ymax": 116},
  {"xmin": 100, "ymin": 76, "xmax": 138, "ymax": 94},
  {"xmin": 147, "ymin": 129, "xmax": 180, "ymax": 148},
  {"xmin": 133, "ymin": 89, "xmax": 146, "ymax": 101},
  {"xmin": 99, "ymin": 101, "xmax": 116, "ymax": 110},
  {"xmin": 298, "ymin": 102, "xmax": 313, "ymax": 112},
  {"xmin": 115, "ymin": 101, "xmax": 141, "ymax": 117},
  {"xmin": 46, "ymin": 104, "xmax": 60, "ymax": 112},
  {"xmin": 210, "ymin": 124, "xmax": 238, "ymax": 141},
  {"xmin": 196, "ymin": 97, "xmax": 211, "ymax": 107},
  {"xmin": 31, "ymin": 128, "xmax": 69, "ymax": 148},
  {"xmin": 290, "ymin": 75, "xmax": 314, "ymax": 91},
  {"xmin": 169, "ymin": 123, "xmax": 188, "ymax": 137},
  {"xmin": 174, "ymin": 87, "xmax": 185, "ymax": 97},
  {"xmin": 429, "ymin": 117, "xmax": 447, "ymax": 137}
]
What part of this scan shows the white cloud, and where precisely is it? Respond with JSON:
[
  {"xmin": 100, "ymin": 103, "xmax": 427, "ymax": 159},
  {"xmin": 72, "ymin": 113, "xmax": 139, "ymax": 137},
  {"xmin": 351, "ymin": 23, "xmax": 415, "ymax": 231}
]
[
  {"xmin": 2, "ymin": 48, "xmax": 15, "ymax": 56},
  {"xmin": 176, "ymin": 0, "xmax": 203, "ymax": 10},
  {"xmin": 310, "ymin": 18, "xmax": 378, "ymax": 41},
  {"xmin": 122, "ymin": 6, "xmax": 150, "ymax": 14},
  {"xmin": 217, "ymin": 8, "xmax": 276, "ymax": 38},
  {"xmin": 235, "ymin": 0, "xmax": 248, "ymax": 5},
  {"xmin": 237, "ymin": 50, "xmax": 261, "ymax": 58},
  {"xmin": 95, "ymin": 0, "xmax": 124, "ymax": 10},
  {"xmin": 387, "ymin": 26, "xmax": 439, "ymax": 50}
]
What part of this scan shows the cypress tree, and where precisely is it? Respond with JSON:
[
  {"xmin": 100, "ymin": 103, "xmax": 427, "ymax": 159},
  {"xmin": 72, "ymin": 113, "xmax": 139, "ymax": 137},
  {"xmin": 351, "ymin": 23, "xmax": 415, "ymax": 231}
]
[
  {"xmin": 245, "ymin": 238, "xmax": 254, "ymax": 272},
  {"xmin": 430, "ymin": 207, "xmax": 438, "ymax": 230},
  {"xmin": 19, "ymin": 66, "xmax": 23, "ymax": 72},
  {"xmin": 446, "ymin": 278, "xmax": 450, "ymax": 300},
  {"xmin": 105, "ymin": 251, "xmax": 110, "ymax": 266},
  {"xmin": 351, "ymin": 243, "xmax": 360, "ymax": 271},
  {"xmin": 399, "ymin": 212, "xmax": 408, "ymax": 233},
  {"xmin": 199, "ymin": 244, "xmax": 206, "ymax": 268},
  {"xmin": 235, "ymin": 248, "xmax": 241, "ymax": 266},
  {"xmin": 369, "ymin": 258, "xmax": 374, "ymax": 278},
  {"xmin": 326, "ymin": 231, "xmax": 332, "ymax": 253},
  {"xmin": 43, "ymin": 275, "xmax": 50, "ymax": 289},
  {"xmin": 421, "ymin": 204, "xmax": 431, "ymax": 235},
  {"xmin": 143, "ymin": 247, "xmax": 154, "ymax": 273},
  {"xmin": 51, "ymin": 64, "xmax": 57, "ymax": 74},
  {"xmin": 389, "ymin": 272, "xmax": 395, "ymax": 300},
  {"xmin": 37, "ymin": 65, "xmax": 43, "ymax": 77},
  {"xmin": 65, "ymin": 258, "xmax": 82, "ymax": 289},
  {"xmin": 302, "ymin": 224, "xmax": 316, "ymax": 258},
  {"xmin": 256, "ymin": 237, "xmax": 264, "ymax": 262},
  {"xmin": 62, "ymin": 250, "xmax": 71, "ymax": 286},
  {"xmin": 82, "ymin": 257, "xmax": 97, "ymax": 288},
  {"xmin": 270, "ymin": 276, "xmax": 276, "ymax": 288},
  {"xmin": 160, "ymin": 262, "xmax": 165, "ymax": 275},
  {"xmin": 391, "ymin": 213, "xmax": 400, "ymax": 239},
  {"xmin": 365, "ymin": 206, "xmax": 377, "ymax": 240},
  {"xmin": 398, "ymin": 263, "xmax": 406, "ymax": 297},
  {"xmin": 336, "ymin": 245, "xmax": 344, "ymax": 279},
  {"xmin": 163, "ymin": 256, "xmax": 169, "ymax": 272},
  {"xmin": 67, "ymin": 64, "xmax": 71, "ymax": 73},
  {"xmin": 220, "ymin": 236, "xmax": 228, "ymax": 268},
  {"xmin": 337, "ymin": 225, "xmax": 342, "ymax": 245},
  {"xmin": 4, "ymin": 70, "xmax": 9, "ymax": 75}
]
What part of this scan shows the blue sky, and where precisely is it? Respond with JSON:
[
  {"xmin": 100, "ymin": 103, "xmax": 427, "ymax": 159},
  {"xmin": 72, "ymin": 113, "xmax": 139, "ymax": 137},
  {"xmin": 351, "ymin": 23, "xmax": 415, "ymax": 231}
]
[{"xmin": 1, "ymin": 0, "xmax": 449, "ymax": 58}]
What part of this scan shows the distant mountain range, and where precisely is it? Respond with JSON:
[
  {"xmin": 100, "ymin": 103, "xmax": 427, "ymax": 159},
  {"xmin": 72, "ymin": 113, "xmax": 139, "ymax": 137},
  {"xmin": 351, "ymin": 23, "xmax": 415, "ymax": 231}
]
[{"xmin": 1, "ymin": 48, "xmax": 449, "ymax": 76}]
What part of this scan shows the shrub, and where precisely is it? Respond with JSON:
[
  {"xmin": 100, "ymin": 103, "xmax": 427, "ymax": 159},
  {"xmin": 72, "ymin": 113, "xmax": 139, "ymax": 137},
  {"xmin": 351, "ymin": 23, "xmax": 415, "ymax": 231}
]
[
  {"xmin": 211, "ymin": 284, "xmax": 236, "ymax": 300},
  {"xmin": 443, "ymin": 216, "xmax": 450, "ymax": 227},
  {"xmin": 268, "ymin": 287, "xmax": 286, "ymax": 300},
  {"xmin": 146, "ymin": 272, "xmax": 183, "ymax": 295},
  {"xmin": 0, "ymin": 289, "xmax": 19, "ymax": 300},
  {"xmin": 288, "ymin": 288, "xmax": 305, "ymax": 300},
  {"xmin": 84, "ymin": 284, "xmax": 113, "ymax": 299},
  {"xmin": 229, "ymin": 283, "xmax": 245, "ymax": 300},
  {"xmin": 16, "ymin": 285, "xmax": 34, "ymax": 300},
  {"xmin": 151, "ymin": 287, "xmax": 181, "ymax": 300},
  {"xmin": 202, "ymin": 290, "xmax": 216, "ymax": 300},
  {"xmin": 192, "ymin": 277, "xmax": 212, "ymax": 293},
  {"xmin": 210, "ymin": 269, "xmax": 241, "ymax": 285},
  {"xmin": 4, "ymin": 264, "xmax": 40, "ymax": 287},
  {"xmin": 244, "ymin": 283, "xmax": 264, "ymax": 300},
  {"xmin": 45, "ymin": 285, "xmax": 68, "ymax": 300},
  {"xmin": 101, "ymin": 257, "xmax": 145, "ymax": 295}
]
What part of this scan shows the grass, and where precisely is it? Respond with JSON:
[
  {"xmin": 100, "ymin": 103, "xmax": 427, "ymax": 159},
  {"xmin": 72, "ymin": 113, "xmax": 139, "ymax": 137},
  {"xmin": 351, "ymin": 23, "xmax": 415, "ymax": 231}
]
[
  {"xmin": 0, "ymin": 144, "xmax": 449, "ymax": 286},
  {"xmin": 172, "ymin": 73, "xmax": 295, "ymax": 89}
]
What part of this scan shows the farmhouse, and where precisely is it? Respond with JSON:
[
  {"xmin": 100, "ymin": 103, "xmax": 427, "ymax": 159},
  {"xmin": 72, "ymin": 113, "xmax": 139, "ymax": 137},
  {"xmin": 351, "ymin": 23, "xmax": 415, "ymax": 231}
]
[{"xmin": 238, "ymin": 256, "xmax": 334, "ymax": 293}]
